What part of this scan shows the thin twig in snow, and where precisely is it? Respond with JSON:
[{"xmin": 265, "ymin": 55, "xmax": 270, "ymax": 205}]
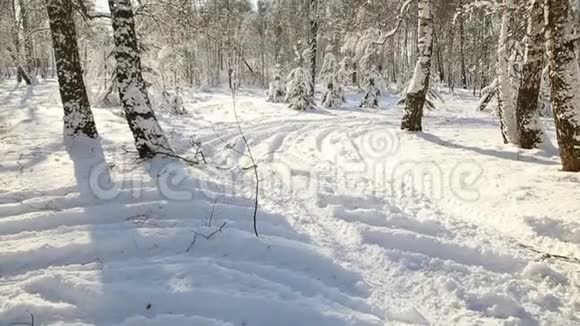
[
  {"xmin": 518, "ymin": 243, "xmax": 580, "ymax": 265},
  {"xmin": 212, "ymin": 130, "xmax": 251, "ymax": 159},
  {"xmin": 208, "ymin": 195, "xmax": 222, "ymax": 228},
  {"xmin": 191, "ymin": 138, "xmax": 208, "ymax": 164},
  {"xmin": 16, "ymin": 153, "xmax": 24, "ymax": 174},
  {"xmin": 229, "ymin": 81, "xmax": 260, "ymax": 237},
  {"xmin": 11, "ymin": 312, "xmax": 34, "ymax": 326},
  {"xmin": 82, "ymin": 257, "xmax": 104, "ymax": 266},
  {"xmin": 186, "ymin": 222, "xmax": 227, "ymax": 252},
  {"xmin": 153, "ymin": 143, "xmax": 204, "ymax": 166}
]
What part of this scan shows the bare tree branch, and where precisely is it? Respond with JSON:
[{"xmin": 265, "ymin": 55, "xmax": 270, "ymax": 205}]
[
  {"xmin": 11, "ymin": 312, "xmax": 34, "ymax": 326},
  {"xmin": 373, "ymin": 0, "xmax": 416, "ymax": 45},
  {"xmin": 186, "ymin": 222, "xmax": 227, "ymax": 252},
  {"xmin": 518, "ymin": 243, "xmax": 580, "ymax": 265},
  {"xmin": 229, "ymin": 73, "xmax": 260, "ymax": 237}
]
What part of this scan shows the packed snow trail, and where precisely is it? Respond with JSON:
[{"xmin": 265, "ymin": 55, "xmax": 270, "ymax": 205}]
[
  {"xmin": 0, "ymin": 81, "xmax": 579, "ymax": 325},
  {"xmin": 178, "ymin": 88, "xmax": 580, "ymax": 325}
]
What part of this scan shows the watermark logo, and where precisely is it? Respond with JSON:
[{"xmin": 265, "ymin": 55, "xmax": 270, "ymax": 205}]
[{"xmin": 85, "ymin": 130, "xmax": 483, "ymax": 205}]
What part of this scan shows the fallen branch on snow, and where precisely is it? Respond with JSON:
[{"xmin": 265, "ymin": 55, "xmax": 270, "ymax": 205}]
[
  {"xmin": 11, "ymin": 312, "xmax": 35, "ymax": 326},
  {"xmin": 518, "ymin": 243, "xmax": 580, "ymax": 265},
  {"xmin": 186, "ymin": 222, "xmax": 227, "ymax": 252},
  {"xmin": 229, "ymin": 70, "xmax": 260, "ymax": 237}
]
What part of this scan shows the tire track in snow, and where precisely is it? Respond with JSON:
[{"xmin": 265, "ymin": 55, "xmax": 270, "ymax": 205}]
[
  {"xmin": 0, "ymin": 185, "xmax": 382, "ymax": 326},
  {"xmin": 207, "ymin": 100, "xmax": 562, "ymax": 324}
]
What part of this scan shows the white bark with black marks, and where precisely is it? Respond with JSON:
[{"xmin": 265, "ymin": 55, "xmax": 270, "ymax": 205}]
[
  {"xmin": 545, "ymin": 0, "xmax": 580, "ymax": 171},
  {"xmin": 108, "ymin": 0, "xmax": 173, "ymax": 158},
  {"xmin": 46, "ymin": 0, "xmax": 98, "ymax": 138},
  {"xmin": 308, "ymin": 0, "xmax": 319, "ymax": 95},
  {"xmin": 497, "ymin": 0, "xmax": 519, "ymax": 144},
  {"xmin": 401, "ymin": 0, "xmax": 432, "ymax": 132},
  {"xmin": 515, "ymin": 0, "xmax": 544, "ymax": 149}
]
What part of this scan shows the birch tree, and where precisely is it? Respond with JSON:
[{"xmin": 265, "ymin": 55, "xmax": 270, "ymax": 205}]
[
  {"xmin": 458, "ymin": 0, "xmax": 468, "ymax": 89},
  {"xmin": 496, "ymin": 0, "xmax": 519, "ymax": 144},
  {"xmin": 46, "ymin": 0, "xmax": 98, "ymax": 138},
  {"xmin": 6, "ymin": 0, "xmax": 31, "ymax": 85},
  {"xmin": 108, "ymin": 0, "xmax": 173, "ymax": 158},
  {"xmin": 401, "ymin": 0, "xmax": 432, "ymax": 131},
  {"xmin": 19, "ymin": 0, "xmax": 33, "ymax": 79},
  {"xmin": 515, "ymin": 0, "xmax": 544, "ymax": 149},
  {"xmin": 544, "ymin": 0, "xmax": 580, "ymax": 171},
  {"xmin": 308, "ymin": 0, "xmax": 319, "ymax": 95}
]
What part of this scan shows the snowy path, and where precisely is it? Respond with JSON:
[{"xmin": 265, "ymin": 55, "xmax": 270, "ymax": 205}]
[
  {"xmin": 180, "ymin": 90, "xmax": 580, "ymax": 325},
  {"xmin": 1, "ymin": 81, "xmax": 579, "ymax": 325},
  {"xmin": 0, "ymin": 186, "xmax": 380, "ymax": 325}
]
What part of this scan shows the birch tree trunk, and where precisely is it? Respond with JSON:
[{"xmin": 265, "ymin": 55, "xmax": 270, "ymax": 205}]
[
  {"xmin": 433, "ymin": 32, "xmax": 445, "ymax": 82},
  {"xmin": 46, "ymin": 0, "xmax": 98, "ymax": 138},
  {"xmin": 309, "ymin": 0, "xmax": 319, "ymax": 95},
  {"xmin": 545, "ymin": 0, "xmax": 580, "ymax": 171},
  {"xmin": 19, "ymin": 0, "xmax": 33, "ymax": 78},
  {"xmin": 401, "ymin": 0, "xmax": 432, "ymax": 132},
  {"xmin": 516, "ymin": 0, "xmax": 544, "ymax": 149},
  {"xmin": 108, "ymin": 0, "xmax": 173, "ymax": 158},
  {"xmin": 458, "ymin": 0, "xmax": 467, "ymax": 89},
  {"xmin": 8, "ymin": 0, "xmax": 31, "ymax": 85},
  {"xmin": 496, "ymin": 0, "xmax": 519, "ymax": 144}
]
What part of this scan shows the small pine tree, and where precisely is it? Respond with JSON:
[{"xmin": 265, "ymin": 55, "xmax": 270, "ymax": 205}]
[
  {"xmin": 337, "ymin": 57, "xmax": 352, "ymax": 89},
  {"xmin": 160, "ymin": 87, "xmax": 186, "ymax": 115},
  {"xmin": 319, "ymin": 52, "xmax": 337, "ymax": 79},
  {"xmin": 320, "ymin": 52, "xmax": 344, "ymax": 109},
  {"xmin": 360, "ymin": 67, "xmax": 381, "ymax": 108},
  {"xmin": 171, "ymin": 87, "xmax": 186, "ymax": 115},
  {"xmin": 267, "ymin": 64, "xmax": 286, "ymax": 103},
  {"xmin": 398, "ymin": 75, "xmax": 443, "ymax": 111},
  {"xmin": 285, "ymin": 67, "xmax": 316, "ymax": 111},
  {"xmin": 161, "ymin": 89, "xmax": 172, "ymax": 111},
  {"xmin": 322, "ymin": 78, "xmax": 344, "ymax": 109}
]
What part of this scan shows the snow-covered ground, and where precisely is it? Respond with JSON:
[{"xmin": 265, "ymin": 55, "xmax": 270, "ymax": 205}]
[{"xmin": 1, "ymin": 79, "xmax": 579, "ymax": 325}]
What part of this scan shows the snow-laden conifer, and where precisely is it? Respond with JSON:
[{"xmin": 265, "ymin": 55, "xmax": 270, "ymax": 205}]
[
  {"xmin": 320, "ymin": 52, "xmax": 344, "ymax": 109},
  {"xmin": 267, "ymin": 64, "xmax": 286, "ymax": 103},
  {"xmin": 285, "ymin": 67, "xmax": 315, "ymax": 111},
  {"xmin": 359, "ymin": 67, "xmax": 381, "ymax": 109},
  {"xmin": 337, "ymin": 57, "xmax": 352, "ymax": 90}
]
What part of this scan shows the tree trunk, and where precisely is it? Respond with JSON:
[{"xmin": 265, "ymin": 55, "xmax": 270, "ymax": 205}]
[
  {"xmin": 459, "ymin": 0, "xmax": 467, "ymax": 89},
  {"xmin": 8, "ymin": 0, "xmax": 31, "ymax": 85},
  {"xmin": 545, "ymin": 0, "xmax": 580, "ymax": 171},
  {"xmin": 309, "ymin": 0, "xmax": 319, "ymax": 95},
  {"xmin": 434, "ymin": 32, "xmax": 445, "ymax": 83},
  {"xmin": 401, "ymin": 0, "xmax": 432, "ymax": 132},
  {"xmin": 19, "ymin": 0, "xmax": 34, "ymax": 78},
  {"xmin": 7, "ymin": 48, "xmax": 32, "ymax": 85},
  {"xmin": 46, "ymin": 0, "xmax": 98, "ymax": 138},
  {"xmin": 496, "ymin": 0, "xmax": 519, "ymax": 144},
  {"xmin": 516, "ymin": 0, "xmax": 544, "ymax": 149},
  {"xmin": 108, "ymin": 0, "xmax": 172, "ymax": 158},
  {"xmin": 479, "ymin": 88, "xmax": 497, "ymax": 112},
  {"xmin": 446, "ymin": 22, "xmax": 455, "ymax": 89}
]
